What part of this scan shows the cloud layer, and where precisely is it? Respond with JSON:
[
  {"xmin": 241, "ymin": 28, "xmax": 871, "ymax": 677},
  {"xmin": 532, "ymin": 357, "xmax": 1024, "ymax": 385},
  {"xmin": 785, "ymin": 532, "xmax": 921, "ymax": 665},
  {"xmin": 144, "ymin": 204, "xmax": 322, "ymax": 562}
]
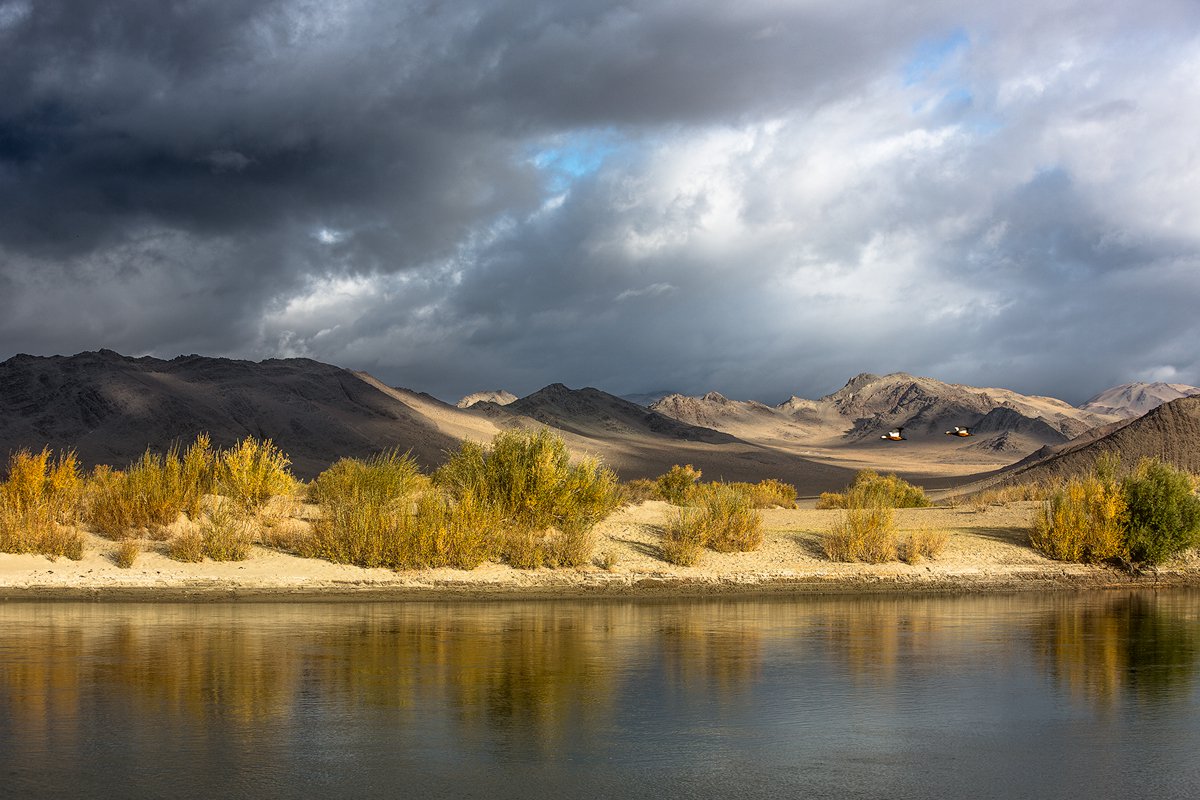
[{"xmin": 2, "ymin": 0, "xmax": 1198, "ymax": 403}]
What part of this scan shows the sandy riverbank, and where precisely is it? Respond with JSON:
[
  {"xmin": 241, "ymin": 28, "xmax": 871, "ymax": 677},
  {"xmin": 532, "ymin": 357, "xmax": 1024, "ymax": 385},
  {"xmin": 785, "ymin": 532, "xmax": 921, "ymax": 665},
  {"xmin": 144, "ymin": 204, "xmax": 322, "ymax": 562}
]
[{"xmin": 2, "ymin": 501, "xmax": 1197, "ymax": 601}]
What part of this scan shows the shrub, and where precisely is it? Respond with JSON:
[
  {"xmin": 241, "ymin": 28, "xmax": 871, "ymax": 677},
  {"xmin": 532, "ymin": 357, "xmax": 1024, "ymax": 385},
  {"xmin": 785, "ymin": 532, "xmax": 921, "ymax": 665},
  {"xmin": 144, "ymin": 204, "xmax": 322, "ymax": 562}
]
[
  {"xmin": 414, "ymin": 490, "xmax": 502, "ymax": 570},
  {"xmin": 1122, "ymin": 459, "xmax": 1200, "ymax": 565},
  {"xmin": 656, "ymin": 464, "xmax": 702, "ymax": 505},
  {"xmin": 1031, "ymin": 474, "xmax": 1127, "ymax": 563},
  {"xmin": 114, "ymin": 539, "xmax": 139, "ymax": 569},
  {"xmin": 815, "ymin": 491, "xmax": 847, "ymax": 510},
  {"xmin": 216, "ymin": 437, "xmax": 294, "ymax": 511},
  {"xmin": 818, "ymin": 470, "xmax": 931, "ymax": 510},
  {"xmin": 311, "ymin": 451, "xmax": 429, "ymax": 569},
  {"xmin": 824, "ymin": 505, "xmax": 898, "ymax": 563},
  {"xmin": 201, "ymin": 499, "xmax": 254, "ymax": 561},
  {"xmin": 435, "ymin": 430, "xmax": 620, "ymax": 568},
  {"xmin": 86, "ymin": 435, "xmax": 216, "ymax": 539},
  {"xmin": 168, "ymin": 529, "xmax": 204, "ymax": 563},
  {"xmin": 0, "ymin": 448, "xmax": 86, "ymax": 560},
  {"xmin": 899, "ymin": 527, "xmax": 949, "ymax": 564},
  {"xmin": 662, "ymin": 508, "xmax": 705, "ymax": 566},
  {"xmin": 692, "ymin": 483, "xmax": 764, "ymax": 552},
  {"xmin": 746, "ymin": 478, "xmax": 798, "ymax": 509}
]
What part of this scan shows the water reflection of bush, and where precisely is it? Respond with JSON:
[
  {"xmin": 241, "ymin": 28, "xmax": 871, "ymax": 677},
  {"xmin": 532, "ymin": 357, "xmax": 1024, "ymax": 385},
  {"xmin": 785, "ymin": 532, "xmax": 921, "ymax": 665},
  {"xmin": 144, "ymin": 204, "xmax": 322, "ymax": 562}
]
[{"xmin": 1031, "ymin": 593, "xmax": 1198, "ymax": 708}]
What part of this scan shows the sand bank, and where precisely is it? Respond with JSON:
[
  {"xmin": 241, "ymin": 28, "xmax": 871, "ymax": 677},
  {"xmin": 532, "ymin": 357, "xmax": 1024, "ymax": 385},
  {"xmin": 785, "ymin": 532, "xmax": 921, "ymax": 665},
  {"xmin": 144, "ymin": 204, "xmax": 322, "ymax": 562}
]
[{"xmin": 2, "ymin": 501, "xmax": 1196, "ymax": 601}]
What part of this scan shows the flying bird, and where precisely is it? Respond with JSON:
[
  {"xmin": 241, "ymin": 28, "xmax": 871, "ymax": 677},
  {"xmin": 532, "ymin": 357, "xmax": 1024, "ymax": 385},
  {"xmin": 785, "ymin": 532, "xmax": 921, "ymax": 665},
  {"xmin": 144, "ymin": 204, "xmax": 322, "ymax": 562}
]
[
  {"xmin": 881, "ymin": 428, "xmax": 905, "ymax": 441},
  {"xmin": 945, "ymin": 426, "xmax": 973, "ymax": 437}
]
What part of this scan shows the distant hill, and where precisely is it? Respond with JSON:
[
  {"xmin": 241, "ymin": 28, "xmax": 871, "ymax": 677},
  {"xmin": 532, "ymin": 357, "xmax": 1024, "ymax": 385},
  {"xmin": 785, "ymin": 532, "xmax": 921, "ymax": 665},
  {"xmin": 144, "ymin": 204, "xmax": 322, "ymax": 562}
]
[
  {"xmin": 650, "ymin": 373, "xmax": 1115, "ymax": 455},
  {"xmin": 0, "ymin": 350, "xmax": 498, "ymax": 478},
  {"xmin": 0, "ymin": 353, "xmax": 860, "ymax": 492},
  {"xmin": 982, "ymin": 396, "xmax": 1200, "ymax": 487},
  {"xmin": 1079, "ymin": 381, "xmax": 1200, "ymax": 418},
  {"xmin": 498, "ymin": 384, "xmax": 737, "ymax": 444},
  {"xmin": 456, "ymin": 389, "xmax": 517, "ymax": 409}
]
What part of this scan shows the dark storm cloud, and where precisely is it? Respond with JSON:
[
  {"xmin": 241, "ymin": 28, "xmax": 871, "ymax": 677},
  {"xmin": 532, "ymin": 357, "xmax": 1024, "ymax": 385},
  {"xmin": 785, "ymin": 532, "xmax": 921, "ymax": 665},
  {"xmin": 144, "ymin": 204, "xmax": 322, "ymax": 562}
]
[{"xmin": 1, "ymin": 0, "xmax": 1199, "ymax": 403}]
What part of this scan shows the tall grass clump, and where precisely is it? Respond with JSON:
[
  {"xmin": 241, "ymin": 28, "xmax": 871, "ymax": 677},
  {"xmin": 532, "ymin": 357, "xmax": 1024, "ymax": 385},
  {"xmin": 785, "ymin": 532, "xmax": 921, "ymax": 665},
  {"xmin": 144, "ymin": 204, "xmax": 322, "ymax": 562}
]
[
  {"xmin": 0, "ymin": 448, "xmax": 85, "ymax": 560},
  {"xmin": 216, "ymin": 437, "xmax": 294, "ymax": 512},
  {"xmin": 899, "ymin": 527, "xmax": 949, "ymax": 564},
  {"xmin": 824, "ymin": 505, "xmax": 898, "ymax": 563},
  {"xmin": 817, "ymin": 470, "xmax": 932, "ymax": 510},
  {"xmin": 310, "ymin": 450, "xmax": 431, "ymax": 569},
  {"xmin": 692, "ymin": 484, "xmax": 764, "ymax": 552},
  {"xmin": 655, "ymin": 464, "xmax": 702, "ymax": 505},
  {"xmin": 1121, "ymin": 459, "xmax": 1200, "ymax": 565},
  {"xmin": 435, "ymin": 430, "xmax": 621, "ymax": 568},
  {"xmin": 86, "ymin": 435, "xmax": 216, "ymax": 539},
  {"xmin": 662, "ymin": 508, "xmax": 706, "ymax": 566},
  {"xmin": 201, "ymin": 499, "xmax": 255, "ymax": 561},
  {"xmin": 1031, "ymin": 473, "xmax": 1127, "ymax": 563}
]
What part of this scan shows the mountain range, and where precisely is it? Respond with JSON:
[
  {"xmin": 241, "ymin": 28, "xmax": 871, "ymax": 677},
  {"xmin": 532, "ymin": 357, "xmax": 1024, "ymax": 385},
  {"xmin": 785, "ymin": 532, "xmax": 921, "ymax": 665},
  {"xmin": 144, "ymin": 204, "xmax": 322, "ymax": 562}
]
[{"xmin": 2, "ymin": 350, "xmax": 1197, "ymax": 493}]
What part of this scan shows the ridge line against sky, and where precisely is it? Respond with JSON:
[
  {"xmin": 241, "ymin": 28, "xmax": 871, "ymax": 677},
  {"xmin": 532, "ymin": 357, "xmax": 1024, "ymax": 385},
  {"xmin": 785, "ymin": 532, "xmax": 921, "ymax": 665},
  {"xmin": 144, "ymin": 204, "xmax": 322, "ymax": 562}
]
[{"xmin": 1, "ymin": 0, "xmax": 1198, "ymax": 406}]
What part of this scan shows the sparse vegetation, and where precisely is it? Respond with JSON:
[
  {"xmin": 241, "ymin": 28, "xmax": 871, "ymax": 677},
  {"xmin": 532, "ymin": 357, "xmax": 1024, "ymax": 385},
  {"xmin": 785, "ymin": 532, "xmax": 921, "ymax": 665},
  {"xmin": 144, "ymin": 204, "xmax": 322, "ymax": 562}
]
[
  {"xmin": 0, "ymin": 448, "xmax": 85, "ymax": 560},
  {"xmin": 692, "ymin": 483, "xmax": 764, "ymax": 552},
  {"xmin": 966, "ymin": 481, "xmax": 1054, "ymax": 510},
  {"xmin": 824, "ymin": 505, "xmax": 898, "ymax": 563},
  {"xmin": 656, "ymin": 464, "xmax": 702, "ymax": 505},
  {"xmin": 816, "ymin": 470, "xmax": 931, "ymax": 510},
  {"xmin": 167, "ymin": 529, "xmax": 205, "ymax": 563},
  {"xmin": 597, "ymin": 548, "xmax": 619, "ymax": 571}
]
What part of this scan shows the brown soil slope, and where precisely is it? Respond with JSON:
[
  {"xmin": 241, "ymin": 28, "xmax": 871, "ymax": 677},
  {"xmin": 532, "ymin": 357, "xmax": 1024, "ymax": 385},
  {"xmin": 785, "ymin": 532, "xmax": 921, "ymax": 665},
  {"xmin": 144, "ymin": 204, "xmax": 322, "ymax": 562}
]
[{"xmin": 989, "ymin": 396, "xmax": 1200, "ymax": 486}]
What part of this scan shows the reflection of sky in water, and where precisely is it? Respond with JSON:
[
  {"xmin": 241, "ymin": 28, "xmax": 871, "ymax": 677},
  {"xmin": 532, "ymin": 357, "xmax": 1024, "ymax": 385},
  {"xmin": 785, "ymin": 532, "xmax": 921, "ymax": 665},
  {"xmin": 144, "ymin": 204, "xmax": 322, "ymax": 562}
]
[{"xmin": 1, "ymin": 594, "xmax": 1199, "ymax": 799}]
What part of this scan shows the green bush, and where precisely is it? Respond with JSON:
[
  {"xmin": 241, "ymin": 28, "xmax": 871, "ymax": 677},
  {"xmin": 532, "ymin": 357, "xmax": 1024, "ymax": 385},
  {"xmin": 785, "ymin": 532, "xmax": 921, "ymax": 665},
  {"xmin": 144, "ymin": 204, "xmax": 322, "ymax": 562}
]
[
  {"xmin": 1122, "ymin": 459, "xmax": 1200, "ymax": 565},
  {"xmin": 817, "ymin": 470, "xmax": 931, "ymax": 509},
  {"xmin": 655, "ymin": 464, "xmax": 702, "ymax": 505}
]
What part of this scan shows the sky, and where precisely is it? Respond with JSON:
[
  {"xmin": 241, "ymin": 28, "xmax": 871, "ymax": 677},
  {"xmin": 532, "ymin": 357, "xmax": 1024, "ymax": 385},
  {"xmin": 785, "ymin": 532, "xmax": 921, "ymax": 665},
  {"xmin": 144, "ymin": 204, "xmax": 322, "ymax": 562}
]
[{"xmin": 1, "ymin": 0, "xmax": 1199, "ymax": 405}]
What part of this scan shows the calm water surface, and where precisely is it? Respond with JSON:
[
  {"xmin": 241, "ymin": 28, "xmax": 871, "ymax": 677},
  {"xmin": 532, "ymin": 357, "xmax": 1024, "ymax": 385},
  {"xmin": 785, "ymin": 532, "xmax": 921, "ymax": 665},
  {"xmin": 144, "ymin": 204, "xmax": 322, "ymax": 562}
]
[{"xmin": 1, "ymin": 592, "xmax": 1199, "ymax": 799}]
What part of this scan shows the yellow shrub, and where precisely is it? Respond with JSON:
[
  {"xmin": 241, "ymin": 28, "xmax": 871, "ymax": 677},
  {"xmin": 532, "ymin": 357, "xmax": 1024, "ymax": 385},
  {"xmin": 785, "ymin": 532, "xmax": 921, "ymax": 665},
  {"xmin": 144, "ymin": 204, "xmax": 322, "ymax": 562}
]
[
  {"xmin": 216, "ymin": 437, "xmax": 294, "ymax": 511},
  {"xmin": 825, "ymin": 506, "xmax": 898, "ymax": 563},
  {"xmin": 1031, "ymin": 475, "xmax": 1127, "ymax": 563},
  {"xmin": 0, "ymin": 448, "xmax": 85, "ymax": 559}
]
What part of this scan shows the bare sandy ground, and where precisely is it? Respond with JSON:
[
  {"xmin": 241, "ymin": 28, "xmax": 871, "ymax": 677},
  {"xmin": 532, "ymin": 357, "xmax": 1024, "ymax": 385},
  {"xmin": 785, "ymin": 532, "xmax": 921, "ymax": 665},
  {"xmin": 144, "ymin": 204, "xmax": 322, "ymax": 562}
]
[{"xmin": 2, "ymin": 501, "xmax": 1196, "ymax": 601}]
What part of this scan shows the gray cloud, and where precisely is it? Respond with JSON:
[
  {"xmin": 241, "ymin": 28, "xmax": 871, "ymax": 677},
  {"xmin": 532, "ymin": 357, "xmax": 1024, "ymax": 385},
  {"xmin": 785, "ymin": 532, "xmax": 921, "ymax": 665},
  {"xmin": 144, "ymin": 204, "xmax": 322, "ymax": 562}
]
[{"xmin": 1, "ymin": 0, "xmax": 1199, "ymax": 405}]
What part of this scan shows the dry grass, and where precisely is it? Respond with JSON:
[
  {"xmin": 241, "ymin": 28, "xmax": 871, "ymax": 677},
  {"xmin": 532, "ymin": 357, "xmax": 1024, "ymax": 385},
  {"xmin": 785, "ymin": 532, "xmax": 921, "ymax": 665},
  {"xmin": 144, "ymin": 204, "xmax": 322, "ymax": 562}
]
[
  {"xmin": 662, "ymin": 508, "xmax": 706, "ymax": 566},
  {"xmin": 727, "ymin": 479, "xmax": 798, "ymax": 509},
  {"xmin": 824, "ymin": 505, "xmax": 899, "ymax": 563},
  {"xmin": 899, "ymin": 526, "xmax": 949, "ymax": 564},
  {"xmin": 0, "ymin": 448, "xmax": 85, "ymax": 560},
  {"xmin": 114, "ymin": 539, "xmax": 140, "ymax": 568},
  {"xmin": 816, "ymin": 470, "xmax": 931, "ymax": 510},
  {"xmin": 655, "ymin": 464, "xmax": 702, "ymax": 505},
  {"xmin": 167, "ymin": 529, "xmax": 205, "ymax": 563},
  {"xmin": 694, "ymin": 484, "xmax": 764, "ymax": 552},
  {"xmin": 621, "ymin": 478, "xmax": 661, "ymax": 504},
  {"xmin": 216, "ymin": 437, "xmax": 295, "ymax": 512},
  {"xmin": 201, "ymin": 499, "xmax": 254, "ymax": 561},
  {"xmin": 85, "ymin": 435, "xmax": 216, "ymax": 539},
  {"xmin": 966, "ymin": 481, "xmax": 1055, "ymax": 511},
  {"xmin": 596, "ymin": 548, "xmax": 619, "ymax": 571},
  {"xmin": 1031, "ymin": 475, "xmax": 1127, "ymax": 563}
]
